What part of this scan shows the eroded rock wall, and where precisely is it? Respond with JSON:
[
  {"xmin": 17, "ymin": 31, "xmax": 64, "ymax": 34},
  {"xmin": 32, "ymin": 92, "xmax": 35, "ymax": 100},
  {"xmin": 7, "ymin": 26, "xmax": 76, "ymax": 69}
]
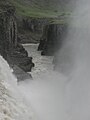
[
  {"xmin": 0, "ymin": 5, "xmax": 17, "ymax": 59},
  {"xmin": 0, "ymin": 5, "xmax": 34, "ymax": 73},
  {"xmin": 38, "ymin": 23, "xmax": 68, "ymax": 56}
]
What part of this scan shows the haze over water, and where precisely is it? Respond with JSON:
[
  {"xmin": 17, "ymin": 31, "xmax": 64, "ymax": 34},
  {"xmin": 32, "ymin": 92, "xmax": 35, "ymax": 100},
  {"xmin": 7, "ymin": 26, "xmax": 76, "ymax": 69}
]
[
  {"xmin": 58, "ymin": 0, "xmax": 90, "ymax": 119},
  {"xmin": 1, "ymin": 0, "xmax": 90, "ymax": 120},
  {"xmin": 18, "ymin": 1, "xmax": 90, "ymax": 120}
]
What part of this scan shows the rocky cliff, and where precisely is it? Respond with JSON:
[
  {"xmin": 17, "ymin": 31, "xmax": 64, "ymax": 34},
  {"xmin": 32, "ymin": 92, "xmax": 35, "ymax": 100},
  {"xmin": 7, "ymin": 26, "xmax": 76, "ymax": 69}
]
[
  {"xmin": 0, "ymin": 55, "xmax": 36, "ymax": 120},
  {"xmin": 0, "ymin": 3, "xmax": 34, "ymax": 78},
  {"xmin": 0, "ymin": 0, "xmax": 71, "ymax": 74},
  {"xmin": 17, "ymin": 17, "xmax": 49, "ymax": 43},
  {"xmin": 38, "ymin": 23, "xmax": 68, "ymax": 56},
  {"xmin": 0, "ymin": 3, "xmax": 17, "ymax": 59}
]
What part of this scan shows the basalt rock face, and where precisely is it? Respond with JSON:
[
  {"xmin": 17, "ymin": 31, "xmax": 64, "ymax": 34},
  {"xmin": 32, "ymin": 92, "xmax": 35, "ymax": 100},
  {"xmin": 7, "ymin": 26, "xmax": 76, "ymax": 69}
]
[
  {"xmin": 0, "ymin": 4, "xmax": 17, "ymax": 59},
  {"xmin": 18, "ymin": 17, "xmax": 49, "ymax": 44},
  {"xmin": 38, "ymin": 23, "xmax": 68, "ymax": 56},
  {"xmin": 0, "ymin": 4, "xmax": 34, "ymax": 73},
  {"xmin": 8, "ymin": 44, "xmax": 35, "ymax": 72},
  {"xmin": 22, "ymin": 18, "xmax": 48, "ymax": 33}
]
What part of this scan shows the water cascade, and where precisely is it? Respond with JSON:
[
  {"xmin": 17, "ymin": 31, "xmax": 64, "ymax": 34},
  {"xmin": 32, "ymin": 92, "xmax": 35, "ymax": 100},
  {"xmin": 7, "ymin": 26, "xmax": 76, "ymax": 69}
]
[
  {"xmin": 0, "ymin": 0, "xmax": 90, "ymax": 120},
  {"xmin": 19, "ymin": 0, "xmax": 90, "ymax": 120},
  {"xmin": 0, "ymin": 55, "xmax": 37, "ymax": 120}
]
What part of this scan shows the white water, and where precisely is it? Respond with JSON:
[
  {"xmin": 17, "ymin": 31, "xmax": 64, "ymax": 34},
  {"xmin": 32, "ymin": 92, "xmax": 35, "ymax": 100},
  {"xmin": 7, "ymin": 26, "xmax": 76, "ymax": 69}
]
[
  {"xmin": 1, "ymin": 0, "xmax": 90, "ymax": 119},
  {"xmin": 19, "ymin": 44, "xmax": 66, "ymax": 120},
  {"xmin": 0, "ymin": 55, "xmax": 37, "ymax": 120},
  {"xmin": 19, "ymin": 1, "xmax": 90, "ymax": 120}
]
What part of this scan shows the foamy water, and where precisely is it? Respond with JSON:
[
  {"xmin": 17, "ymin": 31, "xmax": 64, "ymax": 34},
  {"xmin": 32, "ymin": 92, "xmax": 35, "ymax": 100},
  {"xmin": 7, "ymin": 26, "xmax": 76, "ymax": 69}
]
[
  {"xmin": 0, "ymin": 55, "xmax": 37, "ymax": 120},
  {"xmin": 23, "ymin": 44, "xmax": 54, "ymax": 78},
  {"xmin": 18, "ymin": 44, "xmax": 65, "ymax": 120},
  {"xmin": 19, "ymin": 1, "xmax": 90, "ymax": 120},
  {"xmin": 0, "ymin": 0, "xmax": 90, "ymax": 119}
]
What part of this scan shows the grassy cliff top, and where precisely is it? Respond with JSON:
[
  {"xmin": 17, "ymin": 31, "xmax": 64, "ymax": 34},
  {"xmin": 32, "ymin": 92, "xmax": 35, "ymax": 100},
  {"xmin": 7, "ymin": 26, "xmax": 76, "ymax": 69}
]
[
  {"xmin": 0, "ymin": 0, "xmax": 71, "ymax": 25},
  {"xmin": 8, "ymin": 0, "xmax": 71, "ymax": 18}
]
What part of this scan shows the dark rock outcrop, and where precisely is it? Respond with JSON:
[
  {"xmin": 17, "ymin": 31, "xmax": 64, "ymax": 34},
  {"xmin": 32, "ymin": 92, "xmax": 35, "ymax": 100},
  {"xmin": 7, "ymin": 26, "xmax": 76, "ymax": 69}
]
[
  {"xmin": 22, "ymin": 18, "xmax": 48, "ymax": 33},
  {"xmin": 38, "ymin": 25, "xmax": 49, "ymax": 51},
  {"xmin": 0, "ymin": 4, "xmax": 34, "ymax": 73},
  {"xmin": 0, "ymin": 4, "xmax": 17, "ymax": 59},
  {"xmin": 7, "ymin": 44, "xmax": 35, "ymax": 72},
  {"xmin": 17, "ymin": 17, "xmax": 50, "ymax": 44},
  {"xmin": 38, "ymin": 23, "xmax": 68, "ymax": 56}
]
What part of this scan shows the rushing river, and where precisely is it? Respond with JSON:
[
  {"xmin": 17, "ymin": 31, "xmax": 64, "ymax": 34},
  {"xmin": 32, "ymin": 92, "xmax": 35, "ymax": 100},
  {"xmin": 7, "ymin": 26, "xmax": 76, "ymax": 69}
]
[
  {"xmin": 1, "ymin": 2, "xmax": 90, "ymax": 118},
  {"xmin": 1, "ymin": 0, "xmax": 90, "ymax": 119},
  {"xmin": 19, "ymin": 44, "xmax": 65, "ymax": 120},
  {"xmin": 19, "ymin": 0, "xmax": 90, "ymax": 119}
]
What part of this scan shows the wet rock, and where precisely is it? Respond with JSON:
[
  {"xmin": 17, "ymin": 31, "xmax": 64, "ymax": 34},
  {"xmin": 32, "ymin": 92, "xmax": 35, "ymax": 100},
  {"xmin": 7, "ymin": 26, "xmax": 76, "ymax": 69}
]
[
  {"xmin": 38, "ymin": 23, "xmax": 68, "ymax": 56},
  {"xmin": 38, "ymin": 39, "xmax": 46, "ymax": 51},
  {"xmin": 12, "ymin": 65, "xmax": 32, "ymax": 81},
  {"xmin": 0, "ymin": 3, "xmax": 17, "ymax": 59},
  {"xmin": 16, "ymin": 44, "xmax": 28, "ymax": 57},
  {"xmin": 8, "ymin": 44, "xmax": 35, "ymax": 72},
  {"xmin": 22, "ymin": 18, "xmax": 48, "ymax": 33},
  {"xmin": 0, "ymin": 4, "xmax": 35, "ymax": 73}
]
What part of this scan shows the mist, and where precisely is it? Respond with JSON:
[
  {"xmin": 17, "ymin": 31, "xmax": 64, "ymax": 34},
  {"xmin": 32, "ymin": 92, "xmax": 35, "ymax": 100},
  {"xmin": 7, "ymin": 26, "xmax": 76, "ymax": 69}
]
[
  {"xmin": 57, "ymin": 0, "xmax": 90, "ymax": 119},
  {"xmin": 18, "ymin": 0, "xmax": 90, "ymax": 120},
  {"xmin": 0, "ymin": 0, "xmax": 90, "ymax": 120}
]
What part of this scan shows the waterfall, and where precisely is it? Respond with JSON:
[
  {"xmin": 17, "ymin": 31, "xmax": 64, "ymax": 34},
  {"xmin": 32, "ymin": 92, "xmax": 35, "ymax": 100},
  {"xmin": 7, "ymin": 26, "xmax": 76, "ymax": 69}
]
[
  {"xmin": 19, "ymin": 1, "xmax": 90, "ymax": 120},
  {"xmin": 1, "ymin": 0, "xmax": 89, "ymax": 120},
  {"xmin": 0, "ymin": 55, "xmax": 37, "ymax": 120}
]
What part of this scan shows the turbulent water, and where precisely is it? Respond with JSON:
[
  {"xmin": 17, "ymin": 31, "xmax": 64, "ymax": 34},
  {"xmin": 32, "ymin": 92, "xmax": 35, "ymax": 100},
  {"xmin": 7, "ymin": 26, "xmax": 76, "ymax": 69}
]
[
  {"xmin": 0, "ymin": 55, "xmax": 37, "ymax": 120},
  {"xmin": 19, "ymin": 44, "xmax": 65, "ymax": 120},
  {"xmin": 0, "ymin": 0, "xmax": 90, "ymax": 120},
  {"xmin": 20, "ymin": 1, "xmax": 90, "ymax": 120}
]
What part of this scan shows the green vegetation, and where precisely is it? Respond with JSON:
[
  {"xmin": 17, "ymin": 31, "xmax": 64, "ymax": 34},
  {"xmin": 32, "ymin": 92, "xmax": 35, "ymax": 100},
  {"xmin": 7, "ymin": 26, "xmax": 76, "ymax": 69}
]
[
  {"xmin": 9, "ymin": 0, "xmax": 71, "ymax": 18},
  {"xmin": 50, "ymin": 19, "xmax": 68, "ymax": 25},
  {"xmin": 0, "ymin": 0, "xmax": 71, "ymax": 25}
]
